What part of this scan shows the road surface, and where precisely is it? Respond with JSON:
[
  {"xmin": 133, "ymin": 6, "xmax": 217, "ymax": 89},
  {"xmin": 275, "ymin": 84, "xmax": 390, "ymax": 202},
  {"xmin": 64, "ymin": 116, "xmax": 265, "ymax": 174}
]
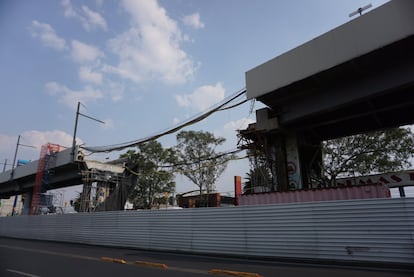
[{"xmin": 0, "ymin": 237, "xmax": 412, "ymax": 277}]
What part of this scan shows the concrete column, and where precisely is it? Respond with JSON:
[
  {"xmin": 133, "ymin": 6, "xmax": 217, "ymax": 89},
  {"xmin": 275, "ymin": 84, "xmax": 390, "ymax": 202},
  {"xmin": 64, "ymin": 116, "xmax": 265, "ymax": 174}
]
[
  {"xmin": 22, "ymin": 192, "xmax": 32, "ymax": 215},
  {"xmin": 268, "ymin": 131, "xmax": 323, "ymax": 191},
  {"xmin": 269, "ymin": 133, "xmax": 289, "ymax": 192},
  {"xmin": 297, "ymin": 136, "xmax": 323, "ymax": 189},
  {"xmin": 285, "ymin": 133, "xmax": 303, "ymax": 190}
]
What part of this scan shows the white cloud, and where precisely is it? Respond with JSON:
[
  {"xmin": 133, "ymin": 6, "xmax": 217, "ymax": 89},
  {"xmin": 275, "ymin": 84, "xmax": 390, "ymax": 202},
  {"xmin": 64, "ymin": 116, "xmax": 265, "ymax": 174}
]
[
  {"xmin": 104, "ymin": 0, "xmax": 195, "ymax": 84},
  {"xmin": 223, "ymin": 118, "xmax": 255, "ymax": 133},
  {"xmin": 62, "ymin": 0, "xmax": 77, "ymax": 17},
  {"xmin": 0, "ymin": 134, "xmax": 19, "ymax": 164},
  {"xmin": 81, "ymin": 5, "xmax": 108, "ymax": 31},
  {"xmin": 45, "ymin": 81, "xmax": 104, "ymax": 108},
  {"xmin": 214, "ymin": 118, "xmax": 255, "ymax": 151},
  {"xmin": 21, "ymin": 130, "xmax": 79, "ymax": 150},
  {"xmin": 173, "ymin": 117, "xmax": 180, "ymax": 125},
  {"xmin": 71, "ymin": 40, "xmax": 103, "ymax": 63},
  {"xmin": 101, "ymin": 118, "xmax": 114, "ymax": 129},
  {"xmin": 62, "ymin": 0, "xmax": 107, "ymax": 31},
  {"xmin": 29, "ymin": 20, "xmax": 67, "ymax": 51},
  {"xmin": 79, "ymin": 66, "xmax": 103, "ymax": 84},
  {"xmin": 0, "ymin": 131, "xmax": 79, "ymax": 164},
  {"xmin": 175, "ymin": 83, "xmax": 225, "ymax": 112},
  {"xmin": 182, "ymin": 13, "xmax": 205, "ymax": 29},
  {"xmin": 107, "ymin": 81, "xmax": 125, "ymax": 102}
]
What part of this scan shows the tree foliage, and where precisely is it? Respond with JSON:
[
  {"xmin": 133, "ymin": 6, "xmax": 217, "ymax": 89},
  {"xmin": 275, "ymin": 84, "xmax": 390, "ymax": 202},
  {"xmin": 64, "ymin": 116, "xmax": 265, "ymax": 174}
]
[
  {"xmin": 321, "ymin": 127, "xmax": 414, "ymax": 186},
  {"xmin": 244, "ymin": 142, "xmax": 273, "ymax": 193},
  {"xmin": 175, "ymin": 130, "xmax": 233, "ymax": 206},
  {"xmin": 243, "ymin": 166, "xmax": 272, "ymax": 194},
  {"xmin": 120, "ymin": 140, "xmax": 175, "ymax": 209}
]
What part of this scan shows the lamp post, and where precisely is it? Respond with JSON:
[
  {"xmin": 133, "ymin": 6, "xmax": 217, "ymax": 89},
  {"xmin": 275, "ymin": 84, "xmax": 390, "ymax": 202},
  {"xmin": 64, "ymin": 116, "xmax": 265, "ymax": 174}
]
[
  {"xmin": 11, "ymin": 135, "xmax": 36, "ymax": 177},
  {"xmin": 71, "ymin": 101, "xmax": 105, "ymax": 161},
  {"xmin": 11, "ymin": 135, "xmax": 36, "ymax": 216},
  {"xmin": 1, "ymin": 159, "xmax": 9, "ymax": 172}
]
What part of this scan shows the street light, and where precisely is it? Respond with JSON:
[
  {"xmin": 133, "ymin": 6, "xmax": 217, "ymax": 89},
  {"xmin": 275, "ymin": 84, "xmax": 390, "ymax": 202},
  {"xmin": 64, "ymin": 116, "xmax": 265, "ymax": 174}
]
[
  {"xmin": 71, "ymin": 101, "xmax": 105, "ymax": 160},
  {"xmin": 10, "ymin": 135, "xmax": 36, "ymax": 216},
  {"xmin": 1, "ymin": 159, "xmax": 11, "ymax": 172},
  {"xmin": 11, "ymin": 135, "xmax": 36, "ymax": 178}
]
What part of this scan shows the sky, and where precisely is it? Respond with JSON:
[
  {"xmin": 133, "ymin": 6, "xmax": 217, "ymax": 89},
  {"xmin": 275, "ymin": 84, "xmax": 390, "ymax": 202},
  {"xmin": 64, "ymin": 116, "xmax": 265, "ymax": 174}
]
[{"xmin": 0, "ymin": 0, "xmax": 392, "ymax": 202}]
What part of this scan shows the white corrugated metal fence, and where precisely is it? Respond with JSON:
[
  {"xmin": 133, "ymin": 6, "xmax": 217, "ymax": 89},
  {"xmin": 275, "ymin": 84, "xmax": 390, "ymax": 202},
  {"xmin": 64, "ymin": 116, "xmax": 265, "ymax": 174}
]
[{"xmin": 0, "ymin": 198, "xmax": 413, "ymax": 265}]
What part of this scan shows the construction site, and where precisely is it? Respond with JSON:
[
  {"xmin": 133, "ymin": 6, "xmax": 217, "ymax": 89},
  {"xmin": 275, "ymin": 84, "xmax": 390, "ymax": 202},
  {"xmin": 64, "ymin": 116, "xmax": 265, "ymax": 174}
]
[{"xmin": 1, "ymin": 0, "xmax": 414, "ymax": 216}]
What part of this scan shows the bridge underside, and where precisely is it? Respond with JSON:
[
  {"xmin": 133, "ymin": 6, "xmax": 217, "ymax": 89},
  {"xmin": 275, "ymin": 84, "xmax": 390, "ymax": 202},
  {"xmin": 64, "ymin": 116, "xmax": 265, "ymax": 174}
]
[
  {"xmin": 241, "ymin": 3, "xmax": 414, "ymax": 192},
  {"xmin": 258, "ymin": 35, "xmax": 414, "ymax": 141},
  {"xmin": 241, "ymin": 35, "xmax": 414, "ymax": 191},
  {"xmin": 0, "ymin": 162, "xmax": 82, "ymax": 199}
]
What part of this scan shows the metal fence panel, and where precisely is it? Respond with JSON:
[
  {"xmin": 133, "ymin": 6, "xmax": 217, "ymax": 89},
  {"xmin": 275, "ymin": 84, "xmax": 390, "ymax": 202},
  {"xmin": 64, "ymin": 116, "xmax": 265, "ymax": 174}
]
[{"xmin": 0, "ymin": 198, "xmax": 413, "ymax": 265}]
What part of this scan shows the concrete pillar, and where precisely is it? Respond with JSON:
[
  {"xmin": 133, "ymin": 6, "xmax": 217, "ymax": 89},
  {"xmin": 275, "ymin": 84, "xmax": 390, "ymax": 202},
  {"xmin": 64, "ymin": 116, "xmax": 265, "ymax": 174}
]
[
  {"xmin": 22, "ymin": 192, "xmax": 32, "ymax": 215},
  {"xmin": 297, "ymin": 136, "xmax": 323, "ymax": 189},
  {"xmin": 269, "ymin": 133, "xmax": 289, "ymax": 192},
  {"xmin": 254, "ymin": 108, "xmax": 321, "ymax": 192},
  {"xmin": 285, "ymin": 133, "xmax": 303, "ymax": 190},
  {"xmin": 268, "ymin": 131, "xmax": 323, "ymax": 191}
]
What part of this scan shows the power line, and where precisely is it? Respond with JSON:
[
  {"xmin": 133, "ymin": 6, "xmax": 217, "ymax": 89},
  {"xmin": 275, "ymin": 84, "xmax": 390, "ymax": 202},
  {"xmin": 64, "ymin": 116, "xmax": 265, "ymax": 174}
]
[
  {"xmin": 81, "ymin": 88, "xmax": 247, "ymax": 153},
  {"xmin": 124, "ymin": 149, "xmax": 248, "ymax": 176}
]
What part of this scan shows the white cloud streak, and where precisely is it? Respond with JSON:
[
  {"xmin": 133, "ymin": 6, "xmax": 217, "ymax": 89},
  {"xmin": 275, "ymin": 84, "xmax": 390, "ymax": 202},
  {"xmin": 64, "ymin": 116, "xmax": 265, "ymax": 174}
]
[
  {"xmin": 21, "ymin": 130, "xmax": 79, "ymax": 150},
  {"xmin": 79, "ymin": 66, "xmax": 103, "ymax": 84},
  {"xmin": 45, "ymin": 81, "xmax": 104, "ymax": 108},
  {"xmin": 62, "ymin": 0, "xmax": 107, "ymax": 31},
  {"xmin": 29, "ymin": 20, "xmax": 67, "ymax": 51},
  {"xmin": 182, "ymin": 13, "xmax": 205, "ymax": 29},
  {"xmin": 71, "ymin": 40, "xmax": 103, "ymax": 63},
  {"xmin": 175, "ymin": 83, "xmax": 225, "ymax": 112},
  {"xmin": 81, "ymin": 5, "xmax": 108, "ymax": 31},
  {"xmin": 223, "ymin": 118, "xmax": 255, "ymax": 133},
  {"xmin": 107, "ymin": 81, "xmax": 125, "ymax": 102}
]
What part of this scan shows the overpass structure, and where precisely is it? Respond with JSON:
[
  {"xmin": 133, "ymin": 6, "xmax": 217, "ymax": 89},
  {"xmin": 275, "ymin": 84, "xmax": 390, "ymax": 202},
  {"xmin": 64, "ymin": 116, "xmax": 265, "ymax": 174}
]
[
  {"xmin": 240, "ymin": 0, "xmax": 414, "ymax": 191},
  {"xmin": 0, "ymin": 146, "xmax": 125, "ymax": 214}
]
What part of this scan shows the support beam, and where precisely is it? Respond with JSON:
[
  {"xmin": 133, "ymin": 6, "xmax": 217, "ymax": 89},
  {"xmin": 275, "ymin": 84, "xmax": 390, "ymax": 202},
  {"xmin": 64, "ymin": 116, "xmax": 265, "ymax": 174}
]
[{"xmin": 270, "ymin": 134, "xmax": 289, "ymax": 192}]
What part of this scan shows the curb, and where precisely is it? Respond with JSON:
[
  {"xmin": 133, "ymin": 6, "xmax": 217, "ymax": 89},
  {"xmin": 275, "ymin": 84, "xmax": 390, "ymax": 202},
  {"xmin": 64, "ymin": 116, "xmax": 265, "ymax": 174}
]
[{"xmin": 208, "ymin": 269, "xmax": 262, "ymax": 277}]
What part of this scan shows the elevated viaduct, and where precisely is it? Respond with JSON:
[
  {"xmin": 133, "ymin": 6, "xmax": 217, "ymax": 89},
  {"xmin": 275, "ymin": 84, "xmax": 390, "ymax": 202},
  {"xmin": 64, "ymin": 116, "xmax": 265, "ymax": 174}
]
[
  {"xmin": 241, "ymin": 0, "xmax": 414, "ymax": 191},
  {"xmin": 0, "ymin": 147, "xmax": 125, "ymax": 214}
]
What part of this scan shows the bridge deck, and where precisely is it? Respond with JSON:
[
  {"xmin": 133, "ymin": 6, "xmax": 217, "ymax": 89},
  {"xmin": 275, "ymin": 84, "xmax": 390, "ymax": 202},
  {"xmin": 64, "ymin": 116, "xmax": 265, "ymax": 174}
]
[{"xmin": 0, "ymin": 147, "xmax": 124, "ymax": 198}]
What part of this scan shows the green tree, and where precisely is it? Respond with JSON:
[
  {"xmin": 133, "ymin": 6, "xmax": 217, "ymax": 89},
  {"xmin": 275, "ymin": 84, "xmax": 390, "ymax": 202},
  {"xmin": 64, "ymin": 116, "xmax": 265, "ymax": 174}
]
[
  {"xmin": 175, "ymin": 130, "xmax": 233, "ymax": 206},
  {"xmin": 243, "ymin": 166, "xmax": 272, "ymax": 194},
  {"xmin": 120, "ymin": 140, "xmax": 176, "ymax": 209},
  {"xmin": 71, "ymin": 192, "xmax": 82, "ymax": 212},
  {"xmin": 321, "ymin": 127, "xmax": 414, "ymax": 186}
]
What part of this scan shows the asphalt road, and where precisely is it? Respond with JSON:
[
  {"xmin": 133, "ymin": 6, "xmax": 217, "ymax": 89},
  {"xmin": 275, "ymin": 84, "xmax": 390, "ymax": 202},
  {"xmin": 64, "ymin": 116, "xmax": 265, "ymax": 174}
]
[{"xmin": 0, "ymin": 237, "xmax": 412, "ymax": 277}]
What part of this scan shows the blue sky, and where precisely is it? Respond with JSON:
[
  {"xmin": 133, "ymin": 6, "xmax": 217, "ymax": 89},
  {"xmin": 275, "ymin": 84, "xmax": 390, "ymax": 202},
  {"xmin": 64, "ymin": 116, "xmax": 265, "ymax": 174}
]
[{"xmin": 0, "ymin": 0, "xmax": 390, "ymax": 199}]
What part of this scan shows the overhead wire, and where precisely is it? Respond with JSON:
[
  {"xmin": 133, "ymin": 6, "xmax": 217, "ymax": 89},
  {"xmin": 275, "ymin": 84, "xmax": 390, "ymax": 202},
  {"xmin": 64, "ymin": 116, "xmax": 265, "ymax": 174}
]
[
  {"xmin": 124, "ymin": 149, "xmax": 248, "ymax": 176},
  {"xmin": 216, "ymin": 98, "xmax": 249, "ymax": 111},
  {"xmin": 81, "ymin": 87, "xmax": 247, "ymax": 153}
]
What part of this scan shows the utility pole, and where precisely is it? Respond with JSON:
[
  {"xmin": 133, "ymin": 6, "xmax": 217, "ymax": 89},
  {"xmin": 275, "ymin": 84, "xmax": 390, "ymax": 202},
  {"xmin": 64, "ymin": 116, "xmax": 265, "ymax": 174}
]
[
  {"xmin": 71, "ymin": 102, "xmax": 81, "ymax": 161},
  {"xmin": 71, "ymin": 101, "xmax": 105, "ymax": 161},
  {"xmin": 1, "ymin": 159, "xmax": 8, "ymax": 172},
  {"xmin": 10, "ymin": 135, "xmax": 36, "ymax": 215},
  {"xmin": 11, "ymin": 135, "xmax": 21, "ymax": 179}
]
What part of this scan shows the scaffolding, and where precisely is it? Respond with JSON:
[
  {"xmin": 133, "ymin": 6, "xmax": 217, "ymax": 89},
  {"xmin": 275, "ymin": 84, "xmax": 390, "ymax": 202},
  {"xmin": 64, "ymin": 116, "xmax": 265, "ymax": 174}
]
[
  {"xmin": 30, "ymin": 143, "xmax": 61, "ymax": 215},
  {"xmin": 78, "ymin": 168, "xmax": 125, "ymax": 212},
  {"xmin": 237, "ymin": 124, "xmax": 275, "ymax": 193}
]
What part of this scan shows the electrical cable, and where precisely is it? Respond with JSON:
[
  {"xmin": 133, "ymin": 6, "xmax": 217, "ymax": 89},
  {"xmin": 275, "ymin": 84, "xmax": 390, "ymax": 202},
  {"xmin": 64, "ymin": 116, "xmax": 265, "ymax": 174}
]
[
  {"xmin": 81, "ymin": 88, "xmax": 247, "ymax": 153},
  {"xmin": 124, "ymin": 152, "xmax": 248, "ymax": 176}
]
